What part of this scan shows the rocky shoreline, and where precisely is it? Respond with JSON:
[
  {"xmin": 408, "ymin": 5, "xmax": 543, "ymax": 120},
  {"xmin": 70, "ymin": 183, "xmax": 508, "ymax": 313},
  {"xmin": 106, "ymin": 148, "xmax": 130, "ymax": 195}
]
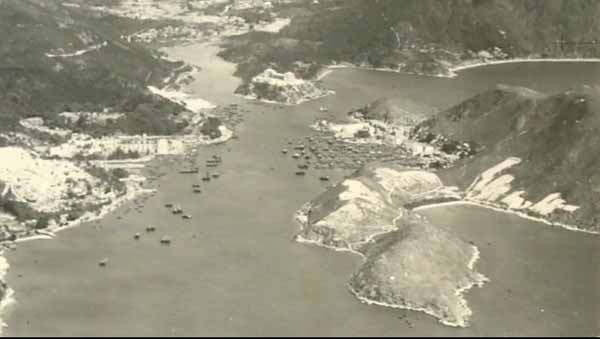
[{"xmin": 347, "ymin": 244, "xmax": 486, "ymax": 328}]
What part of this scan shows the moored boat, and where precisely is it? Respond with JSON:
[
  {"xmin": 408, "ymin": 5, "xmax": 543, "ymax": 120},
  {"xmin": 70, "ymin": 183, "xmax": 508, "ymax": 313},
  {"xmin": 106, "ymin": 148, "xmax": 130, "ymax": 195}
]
[{"xmin": 179, "ymin": 168, "xmax": 200, "ymax": 174}]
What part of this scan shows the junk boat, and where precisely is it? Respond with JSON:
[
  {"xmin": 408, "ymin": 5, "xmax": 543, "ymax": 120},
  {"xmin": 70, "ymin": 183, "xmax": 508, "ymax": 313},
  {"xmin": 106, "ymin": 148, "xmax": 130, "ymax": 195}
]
[
  {"xmin": 172, "ymin": 205, "xmax": 183, "ymax": 214},
  {"xmin": 179, "ymin": 168, "xmax": 199, "ymax": 174},
  {"xmin": 145, "ymin": 225, "xmax": 156, "ymax": 232},
  {"xmin": 160, "ymin": 236, "xmax": 172, "ymax": 245}
]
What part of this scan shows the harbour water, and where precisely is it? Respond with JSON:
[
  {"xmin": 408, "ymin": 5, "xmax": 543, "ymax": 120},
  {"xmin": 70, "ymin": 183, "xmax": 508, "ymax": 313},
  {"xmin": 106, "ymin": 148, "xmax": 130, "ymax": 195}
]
[{"xmin": 2, "ymin": 46, "xmax": 599, "ymax": 336}]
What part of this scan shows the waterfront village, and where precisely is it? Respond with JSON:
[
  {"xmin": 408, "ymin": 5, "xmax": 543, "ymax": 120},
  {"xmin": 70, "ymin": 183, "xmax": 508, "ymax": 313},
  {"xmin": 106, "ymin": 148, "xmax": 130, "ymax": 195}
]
[{"xmin": 0, "ymin": 105, "xmax": 233, "ymax": 249}]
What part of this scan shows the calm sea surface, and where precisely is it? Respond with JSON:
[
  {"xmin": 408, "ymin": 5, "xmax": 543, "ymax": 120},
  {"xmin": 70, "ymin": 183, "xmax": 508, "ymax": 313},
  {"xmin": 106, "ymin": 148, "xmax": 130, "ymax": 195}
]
[{"xmin": 3, "ymin": 47, "xmax": 599, "ymax": 336}]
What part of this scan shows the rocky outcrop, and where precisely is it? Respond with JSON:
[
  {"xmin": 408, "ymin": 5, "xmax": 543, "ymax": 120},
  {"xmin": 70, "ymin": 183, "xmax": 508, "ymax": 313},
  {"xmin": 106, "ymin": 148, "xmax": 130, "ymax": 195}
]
[
  {"xmin": 298, "ymin": 164, "xmax": 459, "ymax": 250},
  {"xmin": 239, "ymin": 68, "xmax": 333, "ymax": 105}
]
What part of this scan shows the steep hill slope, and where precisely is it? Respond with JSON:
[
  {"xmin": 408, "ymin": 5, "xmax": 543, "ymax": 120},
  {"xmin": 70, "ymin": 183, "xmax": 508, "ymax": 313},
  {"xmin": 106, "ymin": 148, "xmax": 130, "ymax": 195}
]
[{"xmin": 412, "ymin": 84, "xmax": 600, "ymax": 232}]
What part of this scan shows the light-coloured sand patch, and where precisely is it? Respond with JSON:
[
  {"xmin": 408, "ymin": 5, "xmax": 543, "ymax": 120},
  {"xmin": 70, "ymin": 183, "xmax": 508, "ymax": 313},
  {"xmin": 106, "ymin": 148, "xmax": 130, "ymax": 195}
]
[
  {"xmin": 466, "ymin": 157, "xmax": 580, "ymax": 217},
  {"xmin": 148, "ymin": 86, "xmax": 216, "ymax": 113},
  {"xmin": 45, "ymin": 41, "xmax": 108, "ymax": 58}
]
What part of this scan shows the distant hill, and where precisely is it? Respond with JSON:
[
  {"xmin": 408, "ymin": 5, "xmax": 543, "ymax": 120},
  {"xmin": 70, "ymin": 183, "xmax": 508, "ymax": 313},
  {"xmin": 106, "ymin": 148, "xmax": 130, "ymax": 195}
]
[
  {"xmin": 220, "ymin": 0, "xmax": 600, "ymax": 84},
  {"xmin": 0, "ymin": 0, "xmax": 187, "ymax": 135},
  {"xmin": 412, "ymin": 84, "xmax": 600, "ymax": 232}
]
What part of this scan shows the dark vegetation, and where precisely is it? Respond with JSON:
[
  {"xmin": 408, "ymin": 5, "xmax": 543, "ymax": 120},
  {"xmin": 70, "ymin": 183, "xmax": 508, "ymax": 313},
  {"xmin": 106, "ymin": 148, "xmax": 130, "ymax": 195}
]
[
  {"xmin": 107, "ymin": 147, "xmax": 140, "ymax": 160},
  {"xmin": 220, "ymin": 0, "xmax": 600, "ymax": 85},
  {"xmin": 0, "ymin": 0, "xmax": 188, "ymax": 135},
  {"xmin": 199, "ymin": 116, "xmax": 223, "ymax": 139}
]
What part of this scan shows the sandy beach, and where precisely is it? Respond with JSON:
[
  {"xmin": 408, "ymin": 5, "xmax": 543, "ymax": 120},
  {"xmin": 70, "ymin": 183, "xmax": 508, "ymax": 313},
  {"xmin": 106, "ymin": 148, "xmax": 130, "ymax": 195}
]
[{"xmin": 414, "ymin": 200, "xmax": 600, "ymax": 236}]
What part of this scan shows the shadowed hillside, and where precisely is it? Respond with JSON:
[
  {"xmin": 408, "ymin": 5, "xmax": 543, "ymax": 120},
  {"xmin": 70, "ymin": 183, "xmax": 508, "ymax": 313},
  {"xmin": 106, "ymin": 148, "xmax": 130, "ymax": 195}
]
[{"xmin": 413, "ymin": 84, "xmax": 600, "ymax": 231}]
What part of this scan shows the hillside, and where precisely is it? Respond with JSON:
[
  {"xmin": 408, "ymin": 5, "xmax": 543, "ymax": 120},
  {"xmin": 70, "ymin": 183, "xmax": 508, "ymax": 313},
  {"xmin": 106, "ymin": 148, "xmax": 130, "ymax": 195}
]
[
  {"xmin": 294, "ymin": 163, "xmax": 484, "ymax": 327},
  {"xmin": 348, "ymin": 97, "xmax": 436, "ymax": 125},
  {"xmin": 0, "ymin": 0, "xmax": 232, "ymax": 241},
  {"xmin": 0, "ymin": 0, "xmax": 189, "ymax": 136},
  {"xmin": 219, "ymin": 0, "xmax": 600, "ymax": 93},
  {"xmin": 412, "ymin": 84, "xmax": 600, "ymax": 232}
]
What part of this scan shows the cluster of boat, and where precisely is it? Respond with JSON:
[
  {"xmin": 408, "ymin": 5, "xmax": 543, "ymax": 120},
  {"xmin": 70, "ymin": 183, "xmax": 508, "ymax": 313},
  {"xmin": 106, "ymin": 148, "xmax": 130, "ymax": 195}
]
[
  {"xmin": 100, "ymin": 156, "xmax": 229, "ymax": 268},
  {"xmin": 283, "ymin": 141, "xmax": 330, "ymax": 181},
  {"xmin": 165, "ymin": 203, "xmax": 192, "ymax": 219},
  {"xmin": 179, "ymin": 155, "xmax": 223, "ymax": 179},
  {"xmin": 206, "ymin": 154, "xmax": 222, "ymax": 168},
  {"xmin": 99, "ymin": 224, "xmax": 173, "ymax": 266},
  {"xmin": 201, "ymin": 155, "xmax": 223, "ymax": 182}
]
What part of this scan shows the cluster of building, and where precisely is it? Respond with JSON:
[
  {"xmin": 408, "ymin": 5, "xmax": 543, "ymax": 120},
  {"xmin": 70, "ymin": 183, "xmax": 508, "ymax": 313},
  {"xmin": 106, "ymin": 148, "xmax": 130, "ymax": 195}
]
[{"xmin": 46, "ymin": 133, "xmax": 190, "ymax": 159}]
